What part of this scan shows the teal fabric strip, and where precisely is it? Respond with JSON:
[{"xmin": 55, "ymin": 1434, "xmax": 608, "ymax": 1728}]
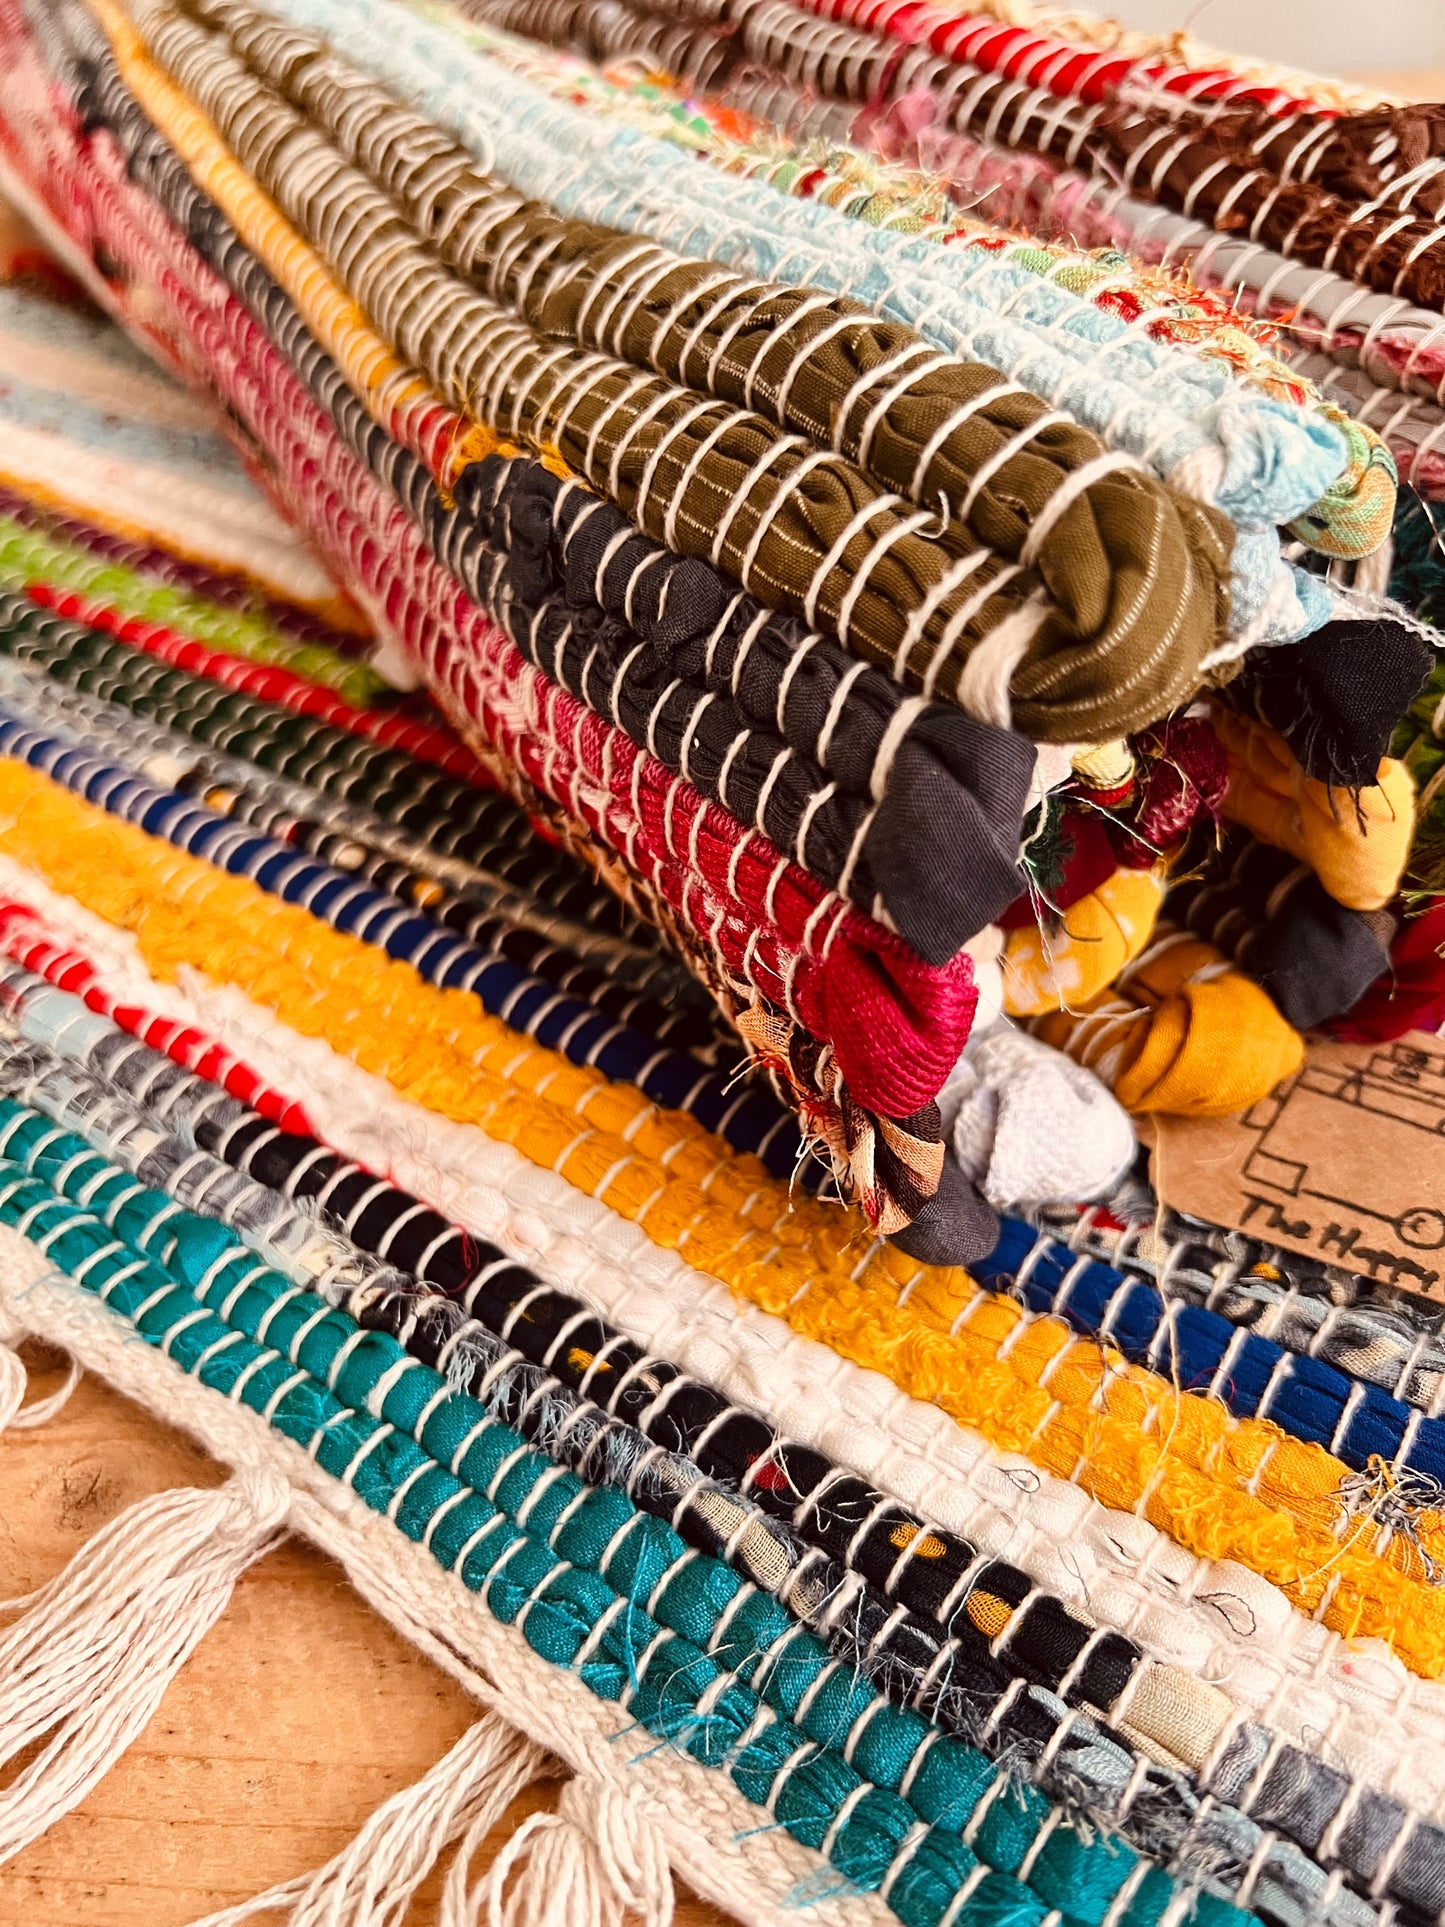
[{"xmin": 0, "ymin": 1114, "xmax": 1194, "ymax": 1927}]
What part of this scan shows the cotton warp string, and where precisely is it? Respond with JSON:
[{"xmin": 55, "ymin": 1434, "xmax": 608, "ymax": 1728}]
[
  {"xmin": 0, "ymin": 1142, "xmax": 1212, "ymax": 1927},
  {"xmin": 0, "ymin": 1035, "xmax": 1363, "ymax": 1921},
  {"xmin": 109, "ymin": 0, "xmax": 1239, "ymax": 742}
]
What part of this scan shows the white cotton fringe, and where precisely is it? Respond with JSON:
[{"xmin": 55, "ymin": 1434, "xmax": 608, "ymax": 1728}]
[
  {"xmin": 6, "ymin": 858, "xmax": 1445, "ymax": 1814},
  {"xmin": 0, "ymin": 1454, "xmax": 288, "ymax": 1863},
  {"xmin": 441, "ymin": 1777, "xmax": 675, "ymax": 1927},
  {"xmin": 185, "ymin": 1717, "xmax": 551, "ymax": 1927},
  {"xmin": 0, "ymin": 1238, "xmax": 891, "ymax": 1927},
  {"xmin": 0, "ymin": 1299, "xmax": 82, "ymax": 1432}
]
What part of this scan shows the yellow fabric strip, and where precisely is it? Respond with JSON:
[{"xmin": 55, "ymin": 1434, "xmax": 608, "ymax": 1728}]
[
  {"xmin": 1215, "ymin": 708, "xmax": 1415, "ymax": 913},
  {"xmin": 6, "ymin": 757, "xmax": 1445, "ymax": 1675},
  {"xmin": 89, "ymin": 0, "xmax": 493, "ymax": 488},
  {"xmin": 1032, "ymin": 928, "xmax": 1305, "ymax": 1115},
  {"xmin": 1002, "ymin": 862, "xmax": 1166, "ymax": 1017}
]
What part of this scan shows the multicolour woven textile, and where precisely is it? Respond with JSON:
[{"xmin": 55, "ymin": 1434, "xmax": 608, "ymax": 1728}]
[{"xmin": 0, "ymin": 3, "xmax": 1444, "ymax": 1924}]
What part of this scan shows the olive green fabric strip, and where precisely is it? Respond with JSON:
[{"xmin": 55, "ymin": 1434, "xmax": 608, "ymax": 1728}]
[{"xmin": 134, "ymin": 0, "xmax": 1234, "ymax": 740}]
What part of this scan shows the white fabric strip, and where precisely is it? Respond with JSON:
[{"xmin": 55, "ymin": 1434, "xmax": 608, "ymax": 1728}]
[
  {"xmin": 0, "ymin": 325, "xmax": 220, "ymax": 435},
  {"xmin": 4, "ymin": 858, "xmax": 1445, "ymax": 1812},
  {"xmin": 0, "ymin": 421, "xmax": 339, "ymax": 610}
]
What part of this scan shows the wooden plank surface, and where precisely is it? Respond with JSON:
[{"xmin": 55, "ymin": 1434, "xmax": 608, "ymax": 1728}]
[{"xmin": 0, "ymin": 1341, "xmax": 730, "ymax": 1925}]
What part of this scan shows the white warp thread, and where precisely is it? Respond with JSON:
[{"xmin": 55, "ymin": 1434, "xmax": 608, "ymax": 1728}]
[
  {"xmin": 0, "ymin": 1246, "xmax": 890, "ymax": 1927},
  {"xmin": 6, "ymin": 858, "xmax": 1445, "ymax": 1813},
  {"xmin": 174, "ymin": 975, "xmax": 1445, "ymax": 1813}
]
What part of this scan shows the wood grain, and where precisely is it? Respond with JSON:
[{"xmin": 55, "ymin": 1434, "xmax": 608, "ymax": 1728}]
[{"xmin": 0, "ymin": 1341, "xmax": 730, "ymax": 1925}]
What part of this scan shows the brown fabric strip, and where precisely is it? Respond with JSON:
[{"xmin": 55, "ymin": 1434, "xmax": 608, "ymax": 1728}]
[
  {"xmin": 668, "ymin": 1, "xmax": 1445, "ymax": 312},
  {"xmin": 450, "ymin": 0, "xmax": 743, "ymax": 88},
  {"xmin": 1176, "ymin": 102, "xmax": 1445, "ymax": 219},
  {"xmin": 159, "ymin": 0, "xmax": 1233, "ymax": 740},
  {"xmin": 1097, "ymin": 109, "xmax": 1445, "ymax": 312}
]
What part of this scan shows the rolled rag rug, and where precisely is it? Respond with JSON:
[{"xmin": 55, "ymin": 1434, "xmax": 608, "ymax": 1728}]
[
  {"xmin": 1213, "ymin": 707, "xmax": 1416, "ymax": 912},
  {"xmin": 934, "ymin": 0, "xmax": 1392, "ymax": 112},
  {"xmin": 0, "ymin": 0, "xmax": 1061, "ymax": 1267},
  {"xmin": 225, "ymin": 0, "xmax": 1375, "ymax": 597},
  {"xmin": 21, "ymin": 45, "xmax": 978, "ymax": 1119},
  {"xmin": 852, "ymin": 95, "xmax": 1445, "ymax": 424},
  {"xmin": 1166, "ymin": 831, "xmax": 1396, "ymax": 1032},
  {"xmin": 0, "ymin": 664, "xmax": 979, "ymax": 1251},
  {"xmin": 743, "ymin": 7, "xmax": 1416, "ymax": 316},
  {"xmin": 1031, "ymin": 925, "xmax": 1306, "ymax": 1115},
  {"xmin": 0, "ymin": 587, "xmax": 982, "ymax": 1250},
  {"xmin": 617, "ymin": 0, "xmax": 1409, "ymax": 358},
  {"xmin": 97, "ymin": 0, "xmax": 1246, "ymax": 740},
  {"xmin": 700, "ymin": 0, "xmax": 1445, "ymax": 417},
  {"xmin": 442, "ymin": 0, "xmax": 1397, "ymax": 547},
  {"xmin": 459, "ymin": 451, "xmax": 1036, "ymax": 964}
]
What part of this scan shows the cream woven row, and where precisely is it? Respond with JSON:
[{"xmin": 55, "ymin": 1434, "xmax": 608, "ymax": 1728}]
[{"xmin": 6, "ymin": 847, "xmax": 1445, "ymax": 1815}]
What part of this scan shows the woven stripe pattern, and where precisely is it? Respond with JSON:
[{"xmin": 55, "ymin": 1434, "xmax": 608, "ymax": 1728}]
[{"xmin": 1, "ymin": 2, "xmax": 1445, "ymax": 1923}]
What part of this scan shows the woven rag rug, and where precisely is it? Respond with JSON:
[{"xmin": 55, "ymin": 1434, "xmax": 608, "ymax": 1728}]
[{"xmin": 0, "ymin": 2, "xmax": 1445, "ymax": 1924}]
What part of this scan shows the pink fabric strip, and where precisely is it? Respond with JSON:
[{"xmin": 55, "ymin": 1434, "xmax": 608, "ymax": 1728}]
[{"xmin": 0, "ymin": 26, "xmax": 976, "ymax": 1116}]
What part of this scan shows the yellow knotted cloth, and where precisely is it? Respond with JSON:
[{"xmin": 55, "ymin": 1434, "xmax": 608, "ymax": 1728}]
[
  {"xmin": 1213, "ymin": 708, "xmax": 1414, "ymax": 912},
  {"xmin": 1032, "ymin": 926, "xmax": 1304, "ymax": 1115},
  {"xmin": 1002, "ymin": 862, "xmax": 1166, "ymax": 1017}
]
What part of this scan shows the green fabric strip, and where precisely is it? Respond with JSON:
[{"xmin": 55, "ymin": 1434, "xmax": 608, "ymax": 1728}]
[
  {"xmin": 0, "ymin": 513, "xmax": 389, "ymax": 705},
  {"xmin": 0, "ymin": 1102, "xmax": 1190, "ymax": 1927}
]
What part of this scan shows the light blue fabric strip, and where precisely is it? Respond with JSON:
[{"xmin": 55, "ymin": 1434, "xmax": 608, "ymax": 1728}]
[
  {"xmin": 0, "ymin": 361, "xmax": 254, "ymax": 489},
  {"xmin": 241, "ymin": 0, "xmax": 1345, "ymax": 552}
]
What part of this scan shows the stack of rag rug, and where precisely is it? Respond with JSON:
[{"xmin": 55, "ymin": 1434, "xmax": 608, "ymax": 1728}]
[{"xmin": 0, "ymin": 2, "xmax": 1444, "ymax": 1923}]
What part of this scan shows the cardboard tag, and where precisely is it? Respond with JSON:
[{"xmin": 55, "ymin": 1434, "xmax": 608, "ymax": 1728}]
[{"xmin": 1149, "ymin": 1030, "xmax": 1445, "ymax": 1303}]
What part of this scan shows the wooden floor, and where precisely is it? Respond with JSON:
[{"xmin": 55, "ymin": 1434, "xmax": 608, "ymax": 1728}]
[{"xmin": 0, "ymin": 1341, "xmax": 728, "ymax": 1925}]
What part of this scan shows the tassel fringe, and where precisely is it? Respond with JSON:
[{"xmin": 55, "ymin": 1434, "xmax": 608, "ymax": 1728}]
[
  {"xmin": 0, "ymin": 1467, "xmax": 289, "ymax": 1862},
  {"xmin": 186, "ymin": 1715, "xmax": 552, "ymax": 1927},
  {"xmin": 443, "ymin": 1778, "xmax": 675, "ymax": 1927}
]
